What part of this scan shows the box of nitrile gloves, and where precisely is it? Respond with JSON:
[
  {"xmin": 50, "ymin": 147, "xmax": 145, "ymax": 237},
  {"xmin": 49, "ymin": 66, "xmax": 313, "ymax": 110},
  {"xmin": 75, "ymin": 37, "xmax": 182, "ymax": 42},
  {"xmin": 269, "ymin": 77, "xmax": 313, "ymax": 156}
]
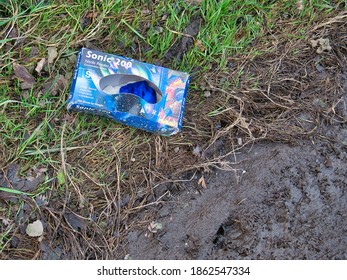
[{"xmin": 67, "ymin": 48, "xmax": 190, "ymax": 136}]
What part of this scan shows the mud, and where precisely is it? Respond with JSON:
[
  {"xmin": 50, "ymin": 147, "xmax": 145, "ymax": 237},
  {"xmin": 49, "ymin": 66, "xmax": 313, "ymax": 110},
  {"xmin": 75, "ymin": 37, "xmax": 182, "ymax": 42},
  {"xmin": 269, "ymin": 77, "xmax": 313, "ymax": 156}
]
[{"xmin": 126, "ymin": 123, "xmax": 347, "ymax": 259}]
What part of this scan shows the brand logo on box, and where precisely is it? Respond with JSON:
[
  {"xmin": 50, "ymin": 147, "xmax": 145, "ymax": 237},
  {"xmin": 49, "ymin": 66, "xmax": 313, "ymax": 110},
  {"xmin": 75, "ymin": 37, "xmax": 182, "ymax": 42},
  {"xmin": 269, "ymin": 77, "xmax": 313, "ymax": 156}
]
[{"xmin": 85, "ymin": 50, "xmax": 113, "ymax": 63}]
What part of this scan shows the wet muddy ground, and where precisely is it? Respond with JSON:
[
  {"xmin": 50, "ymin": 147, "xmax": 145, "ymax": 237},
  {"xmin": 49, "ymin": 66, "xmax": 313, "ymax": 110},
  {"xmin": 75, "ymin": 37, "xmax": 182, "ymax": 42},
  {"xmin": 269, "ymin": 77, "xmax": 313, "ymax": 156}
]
[{"xmin": 126, "ymin": 121, "xmax": 347, "ymax": 259}]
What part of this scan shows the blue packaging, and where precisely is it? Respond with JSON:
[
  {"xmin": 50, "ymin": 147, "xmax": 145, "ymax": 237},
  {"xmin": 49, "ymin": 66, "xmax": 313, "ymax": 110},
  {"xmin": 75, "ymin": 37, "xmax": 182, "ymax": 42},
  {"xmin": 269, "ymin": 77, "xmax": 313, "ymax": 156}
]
[{"xmin": 67, "ymin": 48, "xmax": 190, "ymax": 135}]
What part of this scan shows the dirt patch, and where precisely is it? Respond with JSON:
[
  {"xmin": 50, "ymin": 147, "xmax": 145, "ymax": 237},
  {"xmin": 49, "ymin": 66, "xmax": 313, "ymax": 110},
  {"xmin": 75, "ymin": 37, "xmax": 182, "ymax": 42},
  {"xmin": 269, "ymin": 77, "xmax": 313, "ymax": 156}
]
[
  {"xmin": 126, "ymin": 132, "xmax": 347, "ymax": 259},
  {"xmin": 164, "ymin": 17, "xmax": 203, "ymax": 64}
]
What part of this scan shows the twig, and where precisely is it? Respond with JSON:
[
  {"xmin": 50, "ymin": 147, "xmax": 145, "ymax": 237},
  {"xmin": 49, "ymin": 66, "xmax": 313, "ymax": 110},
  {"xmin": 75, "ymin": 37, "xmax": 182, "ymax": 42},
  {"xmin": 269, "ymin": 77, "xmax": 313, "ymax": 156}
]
[{"xmin": 128, "ymin": 191, "xmax": 170, "ymax": 211}]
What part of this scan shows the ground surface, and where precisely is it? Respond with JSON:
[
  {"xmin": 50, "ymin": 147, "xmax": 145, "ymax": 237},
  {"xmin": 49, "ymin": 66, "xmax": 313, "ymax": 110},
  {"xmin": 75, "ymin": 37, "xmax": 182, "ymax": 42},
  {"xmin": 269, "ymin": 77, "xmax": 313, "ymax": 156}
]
[
  {"xmin": 127, "ymin": 136, "xmax": 347, "ymax": 259},
  {"xmin": 0, "ymin": 1, "xmax": 346, "ymax": 260}
]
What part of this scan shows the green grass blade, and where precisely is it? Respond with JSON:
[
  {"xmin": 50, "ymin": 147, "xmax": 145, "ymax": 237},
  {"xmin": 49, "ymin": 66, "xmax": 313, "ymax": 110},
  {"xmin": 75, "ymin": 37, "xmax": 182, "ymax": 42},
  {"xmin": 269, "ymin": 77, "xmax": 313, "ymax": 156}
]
[{"xmin": 0, "ymin": 186, "xmax": 33, "ymax": 196}]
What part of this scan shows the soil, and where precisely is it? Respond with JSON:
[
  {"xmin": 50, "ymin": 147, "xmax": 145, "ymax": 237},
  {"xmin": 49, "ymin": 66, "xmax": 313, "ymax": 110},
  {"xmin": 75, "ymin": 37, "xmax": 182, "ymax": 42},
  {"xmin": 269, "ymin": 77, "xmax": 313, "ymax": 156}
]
[{"xmin": 126, "ymin": 125, "xmax": 347, "ymax": 259}]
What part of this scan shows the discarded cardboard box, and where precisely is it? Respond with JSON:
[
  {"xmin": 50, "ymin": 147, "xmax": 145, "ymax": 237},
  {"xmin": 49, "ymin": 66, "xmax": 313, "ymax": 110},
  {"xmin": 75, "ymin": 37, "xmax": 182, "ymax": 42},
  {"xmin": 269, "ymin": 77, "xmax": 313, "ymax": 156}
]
[{"xmin": 68, "ymin": 48, "xmax": 190, "ymax": 135}]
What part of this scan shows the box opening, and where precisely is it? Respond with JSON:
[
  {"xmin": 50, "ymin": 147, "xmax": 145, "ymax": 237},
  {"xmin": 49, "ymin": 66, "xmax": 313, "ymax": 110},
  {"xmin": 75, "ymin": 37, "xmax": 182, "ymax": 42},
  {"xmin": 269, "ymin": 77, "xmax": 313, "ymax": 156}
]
[{"xmin": 99, "ymin": 74, "xmax": 162, "ymax": 104}]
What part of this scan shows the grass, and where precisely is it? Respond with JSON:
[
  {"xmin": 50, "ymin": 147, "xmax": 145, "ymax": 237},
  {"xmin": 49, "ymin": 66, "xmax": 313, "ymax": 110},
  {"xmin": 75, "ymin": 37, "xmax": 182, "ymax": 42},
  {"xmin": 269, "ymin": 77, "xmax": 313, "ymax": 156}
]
[{"xmin": 0, "ymin": 0, "xmax": 346, "ymax": 259}]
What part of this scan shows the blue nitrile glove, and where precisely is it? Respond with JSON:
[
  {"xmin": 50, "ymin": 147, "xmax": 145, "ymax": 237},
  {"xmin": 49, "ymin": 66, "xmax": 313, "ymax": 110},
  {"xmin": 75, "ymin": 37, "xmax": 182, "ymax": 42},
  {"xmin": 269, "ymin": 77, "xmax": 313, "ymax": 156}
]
[{"xmin": 120, "ymin": 81, "xmax": 157, "ymax": 104}]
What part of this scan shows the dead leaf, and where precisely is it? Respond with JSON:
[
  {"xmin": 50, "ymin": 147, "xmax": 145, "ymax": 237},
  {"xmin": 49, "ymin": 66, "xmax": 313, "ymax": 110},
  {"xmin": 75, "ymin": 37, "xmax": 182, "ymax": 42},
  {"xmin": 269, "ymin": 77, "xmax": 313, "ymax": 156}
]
[
  {"xmin": 47, "ymin": 46, "xmax": 58, "ymax": 64},
  {"xmin": 26, "ymin": 176, "xmax": 35, "ymax": 181},
  {"xmin": 40, "ymin": 241, "xmax": 63, "ymax": 260},
  {"xmin": 57, "ymin": 75, "xmax": 68, "ymax": 89},
  {"xmin": 192, "ymin": 145, "xmax": 202, "ymax": 156},
  {"xmin": 0, "ymin": 216, "xmax": 12, "ymax": 226},
  {"xmin": 310, "ymin": 39, "xmax": 318, "ymax": 48},
  {"xmin": 80, "ymin": 17, "xmax": 92, "ymax": 30},
  {"xmin": 13, "ymin": 63, "xmax": 35, "ymax": 89},
  {"xmin": 26, "ymin": 220, "xmax": 44, "ymax": 237},
  {"xmin": 8, "ymin": 27, "xmax": 18, "ymax": 39},
  {"xmin": 310, "ymin": 38, "xmax": 332, "ymax": 54},
  {"xmin": 296, "ymin": 1, "xmax": 303, "ymax": 12},
  {"xmin": 86, "ymin": 11, "xmax": 98, "ymax": 19},
  {"xmin": 20, "ymin": 82, "xmax": 34, "ymax": 90},
  {"xmin": 153, "ymin": 26, "xmax": 164, "ymax": 35},
  {"xmin": 148, "ymin": 221, "xmax": 163, "ymax": 233},
  {"xmin": 35, "ymin": 194, "xmax": 48, "ymax": 207},
  {"xmin": 30, "ymin": 46, "xmax": 40, "ymax": 58},
  {"xmin": 317, "ymin": 38, "xmax": 332, "ymax": 53},
  {"xmin": 204, "ymin": 91, "xmax": 211, "ymax": 97},
  {"xmin": 21, "ymin": 173, "xmax": 45, "ymax": 192},
  {"xmin": 0, "ymin": 191, "xmax": 18, "ymax": 203},
  {"xmin": 61, "ymin": 113, "xmax": 75, "ymax": 123},
  {"xmin": 35, "ymin": 58, "xmax": 46, "ymax": 73},
  {"xmin": 198, "ymin": 175, "xmax": 207, "ymax": 188},
  {"xmin": 164, "ymin": 17, "xmax": 202, "ymax": 63},
  {"xmin": 142, "ymin": 9, "xmax": 151, "ymax": 14},
  {"xmin": 194, "ymin": 39, "xmax": 205, "ymax": 52},
  {"xmin": 33, "ymin": 167, "xmax": 48, "ymax": 174},
  {"xmin": 42, "ymin": 75, "xmax": 68, "ymax": 96},
  {"xmin": 0, "ymin": 164, "xmax": 45, "ymax": 194},
  {"xmin": 64, "ymin": 212, "xmax": 87, "ymax": 231},
  {"xmin": 6, "ymin": 163, "xmax": 21, "ymax": 183}
]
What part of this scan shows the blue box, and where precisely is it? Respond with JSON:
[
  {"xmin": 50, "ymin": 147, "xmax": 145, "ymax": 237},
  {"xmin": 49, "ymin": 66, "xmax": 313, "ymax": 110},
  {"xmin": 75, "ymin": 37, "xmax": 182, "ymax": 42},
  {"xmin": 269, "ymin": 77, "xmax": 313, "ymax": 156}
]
[{"xmin": 67, "ymin": 48, "xmax": 190, "ymax": 135}]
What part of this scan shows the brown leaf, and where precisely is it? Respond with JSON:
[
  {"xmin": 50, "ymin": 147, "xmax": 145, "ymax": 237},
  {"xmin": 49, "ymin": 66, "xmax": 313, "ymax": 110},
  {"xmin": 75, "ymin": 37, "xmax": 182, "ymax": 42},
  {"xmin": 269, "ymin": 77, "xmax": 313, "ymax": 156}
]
[
  {"xmin": 20, "ymin": 82, "xmax": 34, "ymax": 90},
  {"xmin": 6, "ymin": 163, "xmax": 21, "ymax": 183},
  {"xmin": 42, "ymin": 75, "xmax": 68, "ymax": 96},
  {"xmin": 35, "ymin": 58, "xmax": 46, "ymax": 73},
  {"xmin": 30, "ymin": 46, "xmax": 40, "ymax": 58},
  {"xmin": 86, "ymin": 11, "xmax": 98, "ymax": 19},
  {"xmin": 13, "ymin": 63, "xmax": 35, "ymax": 89},
  {"xmin": 21, "ymin": 173, "xmax": 45, "ymax": 192},
  {"xmin": 310, "ymin": 39, "xmax": 318, "ymax": 48},
  {"xmin": 0, "ymin": 163, "xmax": 46, "ymax": 194},
  {"xmin": 61, "ymin": 112, "xmax": 75, "ymax": 123},
  {"xmin": 0, "ymin": 216, "xmax": 12, "ymax": 226},
  {"xmin": 310, "ymin": 38, "xmax": 332, "ymax": 54},
  {"xmin": 296, "ymin": 1, "xmax": 303, "ymax": 12},
  {"xmin": 198, "ymin": 175, "xmax": 207, "ymax": 188},
  {"xmin": 33, "ymin": 167, "xmax": 48, "ymax": 174},
  {"xmin": 47, "ymin": 47, "xmax": 58, "ymax": 64},
  {"xmin": 40, "ymin": 241, "xmax": 63, "ymax": 260},
  {"xmin": 194, "ymin": 39, "xmax": 205, "ymax": 52},
  {"xmin": 192, "ymin": 145, "xmax": 202, "ymax": 156},
  {"xmin": 0, "ymin": 169, "xmax": 17, "ymax": 203},
  {"xmin": 8, "ymin": 27, "xmax": 18, "ymax": 39},
  {"xmin": 57, "ymin": 75, "xmax": 68, "ymax": 90},
  {"xmin": 64, "ymin": 212, "xmax": 87, "ymax": 231}
]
